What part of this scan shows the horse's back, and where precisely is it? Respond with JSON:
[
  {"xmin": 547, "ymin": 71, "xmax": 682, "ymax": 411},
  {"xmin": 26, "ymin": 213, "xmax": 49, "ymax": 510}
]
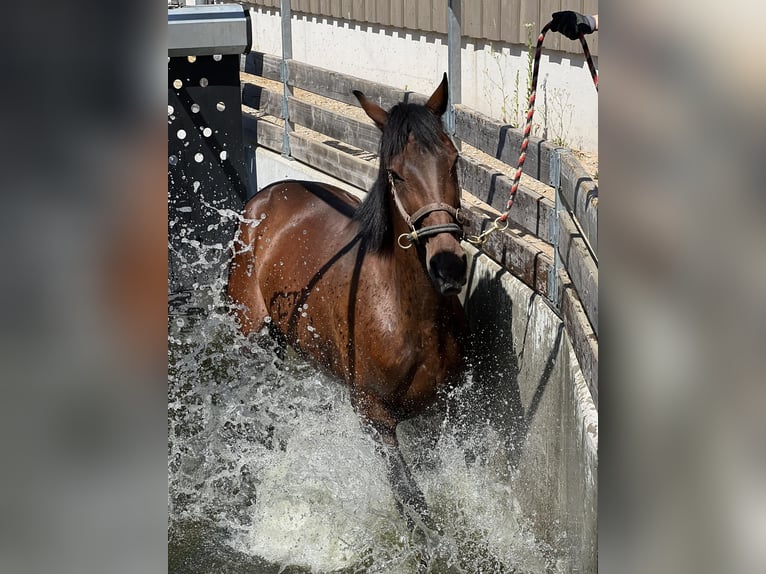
[
  {"xmin": 243, "ymin": 179, "xmax": 360, "ymax": 223},
  {"xmin": 228, "ymin": 180, "xmax": 361, "ymax": 336}
]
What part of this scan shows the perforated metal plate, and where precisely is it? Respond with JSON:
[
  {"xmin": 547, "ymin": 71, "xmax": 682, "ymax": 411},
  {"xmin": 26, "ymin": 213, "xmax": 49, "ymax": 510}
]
[{"xmin": 168, "ymin": 54, "xmax": 247, "ymax": 296}]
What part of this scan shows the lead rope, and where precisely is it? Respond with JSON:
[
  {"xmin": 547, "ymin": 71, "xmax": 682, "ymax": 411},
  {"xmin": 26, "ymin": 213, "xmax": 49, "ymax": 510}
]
[{"xmin": 468, "ymin": 22, "xmax": 598, "ymax": 245}]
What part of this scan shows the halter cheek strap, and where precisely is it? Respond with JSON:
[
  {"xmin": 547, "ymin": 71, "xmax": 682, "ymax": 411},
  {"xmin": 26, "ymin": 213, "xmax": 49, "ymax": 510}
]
[{"xmin": 388, "ymin": 172, "xmax": 465, "ymax": 249}]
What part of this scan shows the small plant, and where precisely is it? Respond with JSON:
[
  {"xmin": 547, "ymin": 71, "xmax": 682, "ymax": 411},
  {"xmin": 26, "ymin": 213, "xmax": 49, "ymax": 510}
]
[
  {"xmin": 548, "ymin": 87, "xmax": 575, "ymax": 149},
  {"xmin": 483, "ymin": 42, "xmax": 512, "ymax": 125}
]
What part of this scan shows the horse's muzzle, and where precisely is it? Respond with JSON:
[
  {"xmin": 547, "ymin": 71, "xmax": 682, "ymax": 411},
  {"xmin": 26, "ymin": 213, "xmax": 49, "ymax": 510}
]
[{"xmin": 428, "ymin": 250, "xmax": 467, "ymax": 295}]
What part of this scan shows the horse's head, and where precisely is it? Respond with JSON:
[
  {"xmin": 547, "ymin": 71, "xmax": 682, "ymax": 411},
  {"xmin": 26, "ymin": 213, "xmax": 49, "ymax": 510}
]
[{"xmin": 354, "ymin": 74, "xmax": 467, "ymax": 296}]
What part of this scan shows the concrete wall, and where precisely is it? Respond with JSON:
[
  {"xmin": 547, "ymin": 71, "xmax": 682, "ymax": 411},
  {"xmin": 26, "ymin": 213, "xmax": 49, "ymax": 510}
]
[
  {"xmin": 252, "ymin": 147, "xmax": 598, "ymax": 572},
  {"xmin": 462, "ymin": 245, "xmax": 598, "ymax": 572},
  {"xmin": 248, "ymin": 7, "xmax": 598, "ymax": 153}
]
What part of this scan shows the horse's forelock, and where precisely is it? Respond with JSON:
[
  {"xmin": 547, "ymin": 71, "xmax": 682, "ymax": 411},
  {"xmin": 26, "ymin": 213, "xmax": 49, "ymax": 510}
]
[{"xmin": 379, "ymin": 103, "xmax": 444, "ymax": 164}]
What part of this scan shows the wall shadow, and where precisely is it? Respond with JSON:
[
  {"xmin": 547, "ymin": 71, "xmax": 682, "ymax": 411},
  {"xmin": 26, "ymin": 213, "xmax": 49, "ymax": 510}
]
[{"xmin": 461, "ymin": 252, "xmax": 563, "ymax": 472}]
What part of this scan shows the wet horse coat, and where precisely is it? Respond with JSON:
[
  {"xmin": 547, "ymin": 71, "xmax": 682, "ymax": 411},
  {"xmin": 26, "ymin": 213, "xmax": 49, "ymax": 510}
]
[{"xmin": 227, "ymin": 74, "xmax": 466, "ymax": 522}]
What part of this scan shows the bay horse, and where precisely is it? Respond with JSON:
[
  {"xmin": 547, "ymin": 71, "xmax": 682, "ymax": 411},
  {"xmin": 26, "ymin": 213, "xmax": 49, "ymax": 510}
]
[{"xmin": 227, "ymin": 74, "xmax": 467, "ymax": 527}]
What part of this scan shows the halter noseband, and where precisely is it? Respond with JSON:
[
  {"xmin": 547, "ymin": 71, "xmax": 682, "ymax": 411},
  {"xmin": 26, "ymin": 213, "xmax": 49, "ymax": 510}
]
[{"xmin": 387, "ymin": 171, "xmax": 465, "ymax": 249}]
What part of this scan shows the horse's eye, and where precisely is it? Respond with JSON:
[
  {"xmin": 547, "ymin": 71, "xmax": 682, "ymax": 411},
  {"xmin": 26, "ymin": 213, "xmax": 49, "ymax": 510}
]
[{"xmin": 389, "ymin": 170, "xmax": 404, "ymax": 182}]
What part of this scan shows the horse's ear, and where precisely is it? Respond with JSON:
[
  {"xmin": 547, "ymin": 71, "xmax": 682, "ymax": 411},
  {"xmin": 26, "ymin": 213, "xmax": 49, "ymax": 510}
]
[
  {"xmin": 353, "ymin": 90, "xmax": 388, "ymax": 131},
  {"xmin": 425, "ymin": 72, "xmax": 449, "ymax": 117}
]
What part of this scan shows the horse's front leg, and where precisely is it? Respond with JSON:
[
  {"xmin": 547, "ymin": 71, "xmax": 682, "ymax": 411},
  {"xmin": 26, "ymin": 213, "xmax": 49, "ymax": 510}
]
[{"xmin": 352, "ymin": 390, "xmax": 433, "ymax": 531}]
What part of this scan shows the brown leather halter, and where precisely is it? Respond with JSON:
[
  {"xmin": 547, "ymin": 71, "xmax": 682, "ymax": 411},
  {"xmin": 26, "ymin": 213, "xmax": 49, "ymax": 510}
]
[{"xmin": 387, "ymin": 171, "xmax": 465, "ymax": 249}]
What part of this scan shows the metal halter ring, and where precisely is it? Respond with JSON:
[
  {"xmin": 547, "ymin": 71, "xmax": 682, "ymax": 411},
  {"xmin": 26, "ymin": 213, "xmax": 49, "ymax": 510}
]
[{"xmin": 397, "ymin": 232, "xmax": 416, "ymax": 249}]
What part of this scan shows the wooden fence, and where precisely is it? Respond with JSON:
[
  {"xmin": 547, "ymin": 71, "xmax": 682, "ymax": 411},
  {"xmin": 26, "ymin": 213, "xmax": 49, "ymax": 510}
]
[
  {"xmin": 243, "ymin": 0, "xmax": 598, "ymax": 56},
  {"xmin": 239, "ymin": 47, "xmax": 598, "ymax": 405}
]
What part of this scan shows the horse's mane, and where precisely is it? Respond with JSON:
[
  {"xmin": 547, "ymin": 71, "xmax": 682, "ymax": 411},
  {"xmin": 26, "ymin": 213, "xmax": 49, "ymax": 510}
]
[{"xmin": 353, "ymin": 103, "xmax": 445, "ymax": 253}]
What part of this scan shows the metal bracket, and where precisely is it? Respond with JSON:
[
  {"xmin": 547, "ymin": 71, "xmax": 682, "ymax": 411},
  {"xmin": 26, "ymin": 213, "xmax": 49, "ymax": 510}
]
[
  {"xmin": 548, "ymin": 147, "xmax": 568, "ymax": 309},
  {"xmin": 280, "ymin": 0, "xmax": 293, "ymax": 158},
  {"xmin": 168, "ymin": 4, "xmax": 252, "ymax": 57}
]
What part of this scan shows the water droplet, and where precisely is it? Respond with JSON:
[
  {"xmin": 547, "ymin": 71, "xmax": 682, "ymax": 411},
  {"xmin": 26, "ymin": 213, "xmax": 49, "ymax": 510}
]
[
  {"xmin": 194, "ymin": 152, "xmax": 204, "ymax": 163},
  {"xmin": 191, "ymin": 103, "xmax": 200, "ymax": 114},
  {"xmin": 178, "ymin": 206, "xmax": 192, "ymax": 213},
  {"xmin": 172, "ymin": 79, "xmax": 183, "ymax": 89},
  {"xmin": 301, "ymin": 312, "xmax": 307, "ymax": 318},
  {"xmin": 307, "ymin": 325, "xmax": 314, "ymax": 332},
  {"xmin": 187, "ymin": 55, "xmax": 196, "ymax": 63},
  {"xmin": 176, "ymin": 129, "xmax": 187, "ymax": 140},
  {"xmin": 219, "ymin": 150, "xmax": 227, "ymax": 161},
  {"xmin": 213, "ymin": 54, "xmax": 222, "ymax": 61},
  {"xmin": 199, "ymin": 77, "xmax": 208, "ymax": 87},
  {"xmin": 168, "ymin": 105, "xmax": 174, "ymax": 115},
  {"xmin": 168, "ymin": 155, "xmax": 177, "ymax": 166},
  {"xmin": 263, "ymin": 317, "xmax": 272, "ymax": 323},
  {"xmin": 202, "ymin": 127, "xmax": 212, "ymax": 137},
  {"xmin": 216, "ymin": 101, "xmax": 226, "ymax": 112}
]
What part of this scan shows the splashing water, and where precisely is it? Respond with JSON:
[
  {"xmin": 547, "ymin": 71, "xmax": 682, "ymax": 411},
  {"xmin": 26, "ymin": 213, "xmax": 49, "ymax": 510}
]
[{"xmin": 168, "ymin": 201, "xmax": 567, "ymax": 573}]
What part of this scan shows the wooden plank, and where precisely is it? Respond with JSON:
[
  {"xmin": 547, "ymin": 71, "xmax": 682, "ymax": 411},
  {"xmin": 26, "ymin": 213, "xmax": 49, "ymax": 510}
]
[
  {"xmin": 241, "ymin": 83, "xmax": 283, "ymax": 118},
  {"xmin": 319, "ymin": 0, "xmax": 332, "ymax": 17},
  {"xmin": 242, "ymin": 110, "xmax": 285, "ymax": 153},
  {"xmin": 500, "ymin": 0, "xmax": 521, "ymax": 44},
  {"xmin": 454, "ymin": 104, "xmax": 553, "ymax": 184},
  {"xmin": 330, "ymin": 0, "xmax": 342, "ymax": 17},
  {"xmin": 558, "ymin": 149, "xmax": 597, "ymax": 254},
  {"xmin": 458, "ymin": 154, "xmax": 555, "ymax": 242},
  {"xmin": 287, "ymin": 97, "xmax": 381, "ymax": 154},
  {"xmin": 310, "ymin": 0, "xmax": 321, "ymax": 15},
  {"xmin": 560, "ymin": 273, "xmax": 598, "ymax": 407},
  {"xmin": 286, "ymin": 58, "xmax": 428, "ymax": 108},
  {"xmin": 241, "ymin": 51, "xmax": 283, "ymax": 82},
  {"xmin": 482, "ymin": 0, "xmax": 501, "ymax": 41},
  {"xmin": 557, "ymin": 211, "xmax": 597, "ymax": 336},
  {"xmin": 288, "ymin": 132, "xmax": 378, "ymax": 190}
]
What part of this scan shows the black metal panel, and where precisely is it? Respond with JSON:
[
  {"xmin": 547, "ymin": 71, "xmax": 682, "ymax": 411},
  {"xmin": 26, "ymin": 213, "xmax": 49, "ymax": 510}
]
[{"xmin": 168, "ymin": 54, "xmax": 247, "ymax": 297}]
